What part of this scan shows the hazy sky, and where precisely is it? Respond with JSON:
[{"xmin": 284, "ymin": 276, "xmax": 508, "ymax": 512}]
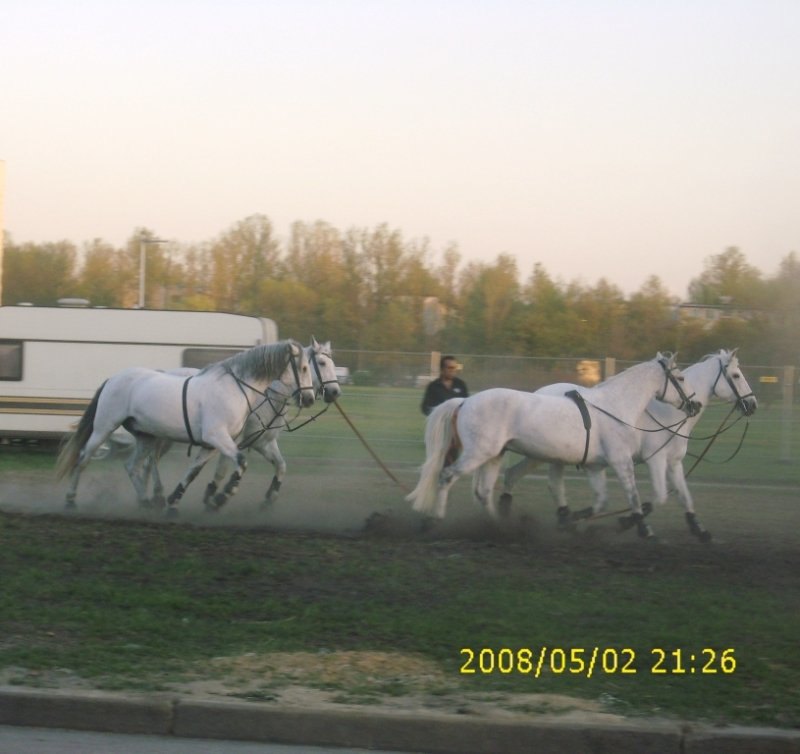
[{"xmin": 3, "ymin": 0, "xmax": 799, "ymax": 297}]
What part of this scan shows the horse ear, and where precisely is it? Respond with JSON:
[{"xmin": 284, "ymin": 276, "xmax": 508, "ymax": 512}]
[
  {"xmin": 311, "ymin": 335, "xmax": 319, "ymax": 349},
  {"xmin": 731, "ymin": 346, "xmax": 739, "ymax": 357}
]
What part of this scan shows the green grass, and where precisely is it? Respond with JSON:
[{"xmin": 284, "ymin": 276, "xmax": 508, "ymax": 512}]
[
  {"xmin": 0, "ymin": 491, "xmax": 798, "ymax": 728},
  {"xmin": 0, "ymin": 385, "xmax": 798, "ymax": 728}
]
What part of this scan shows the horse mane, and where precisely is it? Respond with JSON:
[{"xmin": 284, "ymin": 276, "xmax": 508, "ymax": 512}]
[
  {"xmin": 700, "ymin": 349, "xmax": 732, "ymax": 363},
  {"xmin": 216, "ymin": 340, "xmax": 296, "ymax": 381},
  {"xmin": 602, "ymin": 353, "xmax": 673, "ymax": 385}
]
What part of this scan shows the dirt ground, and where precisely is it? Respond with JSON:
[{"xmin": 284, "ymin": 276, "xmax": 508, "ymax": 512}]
[{"xmin": 2, "ymin": 451, "xmax": 799, "ymax": 725}]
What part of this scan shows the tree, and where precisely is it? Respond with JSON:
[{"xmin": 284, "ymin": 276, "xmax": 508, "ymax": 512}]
[
  {"xmin": 568, "ymin": 278, "xmax": 627, "ymax": 357},
  {"xmin": 2, "ymin": 239, "xmax": 77, "ymax": 305},
  {"xmin": 625, "ymin": 276, "xmax": 680, "ymax": 360},
  {"xmin": 455, "ymin": 254, "xmax": 521, "ymax": 353},
  {"xmin": 687, "ymin": 247, "xmax": 766, "ymax": 308},
  {"xmin": 207, "ymin": 215, "xmax": 280, "ymax": 313},
  {"xmin": 75, "ymin": 239, "xmax": 127, "ymax": 307},
  {"xmin": 517, "ymin": 263, "xmax": 578, "ymax": 356}
]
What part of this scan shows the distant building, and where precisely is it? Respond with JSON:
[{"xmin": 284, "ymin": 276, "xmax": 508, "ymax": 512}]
[{"xmin": 676, "ymin": 302, "xmax": 765, "ymax": 330}]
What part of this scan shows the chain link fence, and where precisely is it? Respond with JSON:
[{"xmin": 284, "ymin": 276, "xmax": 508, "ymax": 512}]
[{"xmin": 333, "ymin": 349, "xmax": 797, "ymax": 465}]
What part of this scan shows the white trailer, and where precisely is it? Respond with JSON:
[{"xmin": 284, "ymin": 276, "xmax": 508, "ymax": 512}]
[{"xmin": 0, "ymin": 305, "xmax": 278, "ymax": 445}]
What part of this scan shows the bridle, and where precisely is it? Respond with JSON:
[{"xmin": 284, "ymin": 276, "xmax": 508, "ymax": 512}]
[
  {"xmin": 656, "ymin": 356, "xmax": 700, "ymax": 417},
  {"xmin": 710, "ymin": 356, "xmax": 756, "ymax": 416},
  {"xmin": 309, "ymin": 347, "xmax": 340, "ymax": 399},
  {"xmin": 181, "ymin": 345, "xmax": 311, "ymax": 452}
]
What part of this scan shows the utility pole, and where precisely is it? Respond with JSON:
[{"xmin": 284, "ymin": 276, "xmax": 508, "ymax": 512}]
[{"xmin": 138, "ymin": 236, "xmax": 169, "ymax": 309}]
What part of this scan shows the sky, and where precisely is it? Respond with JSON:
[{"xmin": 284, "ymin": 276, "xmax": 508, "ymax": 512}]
[{"xmin": 2, "ymin": 0, "xmax": 799, "ymax": 298}]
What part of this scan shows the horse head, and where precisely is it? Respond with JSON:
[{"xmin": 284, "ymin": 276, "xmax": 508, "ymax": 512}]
[
  {"xmin": 286, "ymin": 340, "xmax": 316, "ymax": 408},
  {"xmin": 656, "ymin": 351, "xmax": 701, "ymax": 417},
  {"xmin": 714, "ymin": 348, "xmax": 758, "ymax": 416},
  {"xmin": 309, "ymin": 336, "xmax": 342, "ymax": 404}
]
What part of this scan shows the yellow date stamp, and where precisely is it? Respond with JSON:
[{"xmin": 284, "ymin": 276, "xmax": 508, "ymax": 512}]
[{"xmin": 459, "ymin": 647, "xmax": 736, "ymax": 677}]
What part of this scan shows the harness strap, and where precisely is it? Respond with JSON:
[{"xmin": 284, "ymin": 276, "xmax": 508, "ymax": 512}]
[
  {"xmin": 182, "ymin": 376, "xmax": 198, "ymax": 450},
  {"xmin": 565, "ymin": 390, "xmax": 591, "ymax": 466}
]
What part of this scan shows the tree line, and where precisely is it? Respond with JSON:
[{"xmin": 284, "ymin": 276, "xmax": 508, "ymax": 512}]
[{"xmin": 2, "ymin": 215, "xmax": 798, "ymax": 365}]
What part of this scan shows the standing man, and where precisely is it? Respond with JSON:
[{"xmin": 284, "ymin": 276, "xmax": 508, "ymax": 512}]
[{"xmin": 421, "ymin": 355, "xmax": 469, "ymax": 415}]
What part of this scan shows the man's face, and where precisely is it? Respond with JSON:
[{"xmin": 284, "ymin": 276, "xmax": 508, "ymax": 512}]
[{"xmin": 442, "ymin": 360, "xmax": 458, "ymax": 377}]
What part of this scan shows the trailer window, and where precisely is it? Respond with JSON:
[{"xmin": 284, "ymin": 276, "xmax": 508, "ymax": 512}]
[
  {"xmin": 0, "ymin": 341, "xmax": 23, "ymax": 381},
  {"xmin": 182, "ymin": 348, "xmax": 244, "ymax": 369}
]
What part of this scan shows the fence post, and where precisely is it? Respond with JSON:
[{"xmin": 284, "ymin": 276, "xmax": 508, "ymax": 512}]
[
  {"xmin": 430, "ymin": 351, "xmax": 441, "ymax": 379},
  {"xmin": 604, "ymin": 357, "xmax": 616, "ymax": 379},
  {"xmin": 780, "ymin": 365, "xmax": 795, "ymax": 463}
]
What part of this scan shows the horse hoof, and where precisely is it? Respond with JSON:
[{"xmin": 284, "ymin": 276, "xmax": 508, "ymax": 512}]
[
  {"xmin": 165, "ymin": 506, "xmax": 179, "ymax": 519},
  {"xmin": 364, "ymin": 512, "xmax": 390, "ymax": 533},
  {"xmin": 64, "ymin": 499, "xmax": 77, "ymax": 511},
  {"xmin": 419, "ymin": 516, "xmax": 438, "ymax": 534},
  {"xmin": 641, "ymin": 501, "xmax": 654, "ymax": 517},
  {"xmin": 498, "ymin": 493, "xmax": 512, "ymax": 518},
  {"xmin": 618, "ymin": 515, "xmax": 636, "ymax": 532},
  {"xmin": 698, "ymin": 530, "xmax": 712, "ymax": 543},
  {"xmin": 214, "ymin": 493, "xmax": 228, "ymax": 509}
]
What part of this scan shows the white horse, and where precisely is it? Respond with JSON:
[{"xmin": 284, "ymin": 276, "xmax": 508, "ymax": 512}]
[
  {"xmin": 56, "ymin": 340, "xmax": 315, "ymax": 515},
  {"xmin": 501, "ymin": 349, "xmax": 757, "ymax": 541},
  {"xmin": 406, "ymin": 353, "xmax": 699, "ymax": 538},
  {"xmin": 131, "ymin": 338, "xmax": 341, "ymax": 510}
]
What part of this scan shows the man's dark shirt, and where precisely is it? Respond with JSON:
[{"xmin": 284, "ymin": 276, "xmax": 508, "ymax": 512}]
[{"xmin": 421, "ymin": 377, "xmax": 469, "ymax": 415}]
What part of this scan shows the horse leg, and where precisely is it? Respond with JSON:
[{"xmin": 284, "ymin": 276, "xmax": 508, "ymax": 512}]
[
  {"xmin": 472, "ymin": 456, "xmax": 505, "ymax": 519},
  {"xmin": 429, "ymin": 450, "xmax": 488, "ymax": 521},
  {"xmin": 612, "ymin": 459, "xmax": 654, "ymax": 538},
  {"xmin": 646, "ymin": 456, "xmax": 669, "ymax": 507},
  {"xmin": 184, "ymin": 427, "xmax": 248, "ymax": 511},
  {"xmin": 213, "ymin": 452, "xmax": 248, "ymax": 509},
  {"xmin": 203, "ymin": 454, "xmax": 228, "ymax": 510},
  {"xmin": 499, "ymin": 456, "xmax": 539, "ymax": 518},
  {"xmin": 144, "ymin": 438, "xmax": 172, "ymax": 508},
  {"xmin": 63, "ymin": 427, "xmax": 118, "ymax": 509},
  {"xmin": 587, "ymin": 466, "xmax": 609, "ymax": 514},
  {"xmin": 546, "ymin": 463, "xmax": 573, "ymax": 528},
  {"xmin": 570, "ymin": 466, "xmax": 609, "ymax": 521},
  {"xmin": 125, "ymin": 435, "xmax": 158, "ymax": 508},
  {"xmin": 667, "ymin": 461, "xmax": 711, "ymax": 542},
  {"xmin": 257, "ymin": 438, "xmax": 286, "ymax": 505},
  {"xmin": 166, "ymin": 447, "xmax": 218, "ymax": 515}
]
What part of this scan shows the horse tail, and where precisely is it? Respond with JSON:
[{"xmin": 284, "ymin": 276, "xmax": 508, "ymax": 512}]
[
  {"xmin": 55, "ymin": 380, "xmax": 107, "ymax": 479},
  {"xmin": 406, "ymin": 398, "xmax": 465, "ymax": 516}
]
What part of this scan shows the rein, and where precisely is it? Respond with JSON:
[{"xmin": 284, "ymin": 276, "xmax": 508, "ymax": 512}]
[
  {"xmin": 684, "ymin": 406, "xmax": 750, "ymax": 477},
  {"xmin": 226, "ymin": 346, "xmax": 339, "ymax": 449},
  {"xmin": 579, "ymin": 398, "xmax": 690, "ymax": 435}
]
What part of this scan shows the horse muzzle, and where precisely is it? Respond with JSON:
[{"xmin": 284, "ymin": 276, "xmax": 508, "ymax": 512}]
[
  {"xmin": 739, "ymin": 395, "xmax": 758, "ymax": 416},
  {"xmin": 322, "ymin": 384, "xmax": 342, "ymax": 404},
  {"xmin": 299, "ymin": 387, "xmax": 316, "ymax": 408},
  {"xmin": 685, "ymin": 399, "xmax": 702, "ymax": 417}
]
